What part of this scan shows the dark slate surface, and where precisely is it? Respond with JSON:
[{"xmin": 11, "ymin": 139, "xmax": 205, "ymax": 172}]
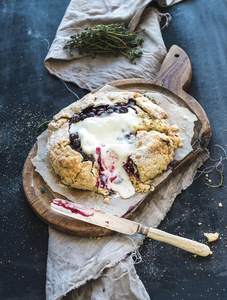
[{"xmin": 0, "ymin": 0, "xmax": 226, "ymax": 299}]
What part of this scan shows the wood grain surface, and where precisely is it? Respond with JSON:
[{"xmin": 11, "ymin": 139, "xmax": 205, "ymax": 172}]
[{"xmin": 23, "ymin": 45, "xmax": 211, "ymax": 237}]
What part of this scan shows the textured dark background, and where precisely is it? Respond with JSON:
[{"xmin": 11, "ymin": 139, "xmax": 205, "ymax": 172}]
[{"xmin": 0, "ymin": 0, "xmax": 226, "ymax": 299}]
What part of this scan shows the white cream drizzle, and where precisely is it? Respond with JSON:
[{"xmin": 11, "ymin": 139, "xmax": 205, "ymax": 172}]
[{"xmin": 69, "ymin": 108, "xmax": 142, "ymax": 198}]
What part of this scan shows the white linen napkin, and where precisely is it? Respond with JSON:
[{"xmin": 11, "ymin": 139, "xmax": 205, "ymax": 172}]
[
  {"xmin": 156, "ymin": 0, "xmax": 183, "ymax": 7},
  {"xmin": 44, "ymin": 0, "xmax": 168, "ymax": 91},
  {"xmin": 46, "ymin": 152, "xmax": 207, "ymax": 300}
]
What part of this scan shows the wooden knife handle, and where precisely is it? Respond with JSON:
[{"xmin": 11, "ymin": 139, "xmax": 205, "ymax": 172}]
[{"xmin": 147, "ymin": 227, "xmax": 212, "ymax": 257}]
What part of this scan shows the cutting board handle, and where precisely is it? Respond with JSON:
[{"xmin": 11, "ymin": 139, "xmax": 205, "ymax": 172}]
[
  {"xmin": 154, "ymin": 45, "xmax": 210, "ymax": 148},
  {"xmin": 154, "ymin": 45, "xmax": 192, "ymax": 98}
]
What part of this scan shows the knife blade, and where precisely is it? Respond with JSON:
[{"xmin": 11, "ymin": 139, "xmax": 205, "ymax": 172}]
[{"xmin": 51, "ymin": 199, "xmax": 212, "ymax": 257}]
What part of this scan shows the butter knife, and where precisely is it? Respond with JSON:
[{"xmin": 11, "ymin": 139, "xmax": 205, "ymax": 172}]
[{"xmin": 51, "ymin": 199, "xmax": 212, "ymax": 257}]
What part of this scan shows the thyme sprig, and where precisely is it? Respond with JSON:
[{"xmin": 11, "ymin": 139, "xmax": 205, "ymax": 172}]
[
  {"xmin": 63, "ymin": 23, "xmax": 144, "ymax": 63},
  {"xmin": 37, "ymin": 120, "xmax": 51, "ymax": 132},
  {"xmin": 205, "ymin": 170, "xmax": 224, "ymax": 188}
]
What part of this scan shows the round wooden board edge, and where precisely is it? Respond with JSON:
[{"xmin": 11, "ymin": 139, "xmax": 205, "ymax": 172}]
[
  {"xmin": 22, "ymin": 78, "xmax": 211, "ymax": 237},
  {"xmin": 22, "ymin": 144, "xmax": 113, "ymax": 237}
]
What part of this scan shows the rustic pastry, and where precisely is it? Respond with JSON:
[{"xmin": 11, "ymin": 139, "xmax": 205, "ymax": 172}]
[{"xmin": 46, "ymin": 91, "xmax": 182, "ymax": 198}]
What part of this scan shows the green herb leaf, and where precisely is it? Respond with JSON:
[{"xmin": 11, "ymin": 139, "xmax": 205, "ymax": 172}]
[
  {"xmin": 40, "ymin": 186, "xmax": 46, "ymax": 193},
  {"xmin": 64, "ymin": 23, "xmax": 145, "ymax": 63},
  {"xmin": 37, "ymin": 120, "xmax": 51, "ymax": 132},
  {"xmin": 205, "ymin": 170, "xmax": 224, "ymax": 188}
]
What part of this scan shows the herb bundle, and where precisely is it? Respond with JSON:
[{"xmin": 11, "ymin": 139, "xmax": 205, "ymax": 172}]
[{"xmin": 63, "ymin": 23, "xmax": 144, "ymax": 63}]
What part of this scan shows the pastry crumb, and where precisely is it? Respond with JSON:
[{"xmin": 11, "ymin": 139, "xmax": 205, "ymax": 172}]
[
  {"xmin": 103, "ymin": 197, "xmax": 111, "ymax": 204},
  {"xmin": 198, "ymin": 222, "xmax": 202, "ymax": 226},
  {"xmin": 170, "ymin": 124, "xmax": 179, "ymax": 131},
  {"xmin": 150, "ymin": 186, "xmax": 155, "ymax": 192},
  {"xmin": 204, "ymin": 232, "xmax": 219, "ymax": 242},
  {"xmin": 218, "ymin": 202, "xmax": 223, "ymax": 207}
]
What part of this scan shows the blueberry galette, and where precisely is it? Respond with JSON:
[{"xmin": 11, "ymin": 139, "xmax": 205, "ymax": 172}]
[{"xmin": 46, "ymin": 92, "xmax": 182, "ymax": 198}]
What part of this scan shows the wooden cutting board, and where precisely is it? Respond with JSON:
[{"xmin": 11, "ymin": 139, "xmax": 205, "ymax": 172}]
[{"xmin": 23, "ymin": 45, "xmax": 211, "ymax": 236}]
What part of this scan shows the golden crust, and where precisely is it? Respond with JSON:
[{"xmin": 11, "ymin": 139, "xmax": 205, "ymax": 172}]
[
  {"xmin": 131, "ymin": 131, "xmax": 174, "ymax": 182},
  {"xmin": 46, "ymin": 118, "xmax": 99, "ymax": 192},
  {"xmin": 47, "ymin": 91, "xmax": 182, "ymax": 196},
  {"xmin": 53, "ymin": 91, "xmax": 167, "ymax": 120}
]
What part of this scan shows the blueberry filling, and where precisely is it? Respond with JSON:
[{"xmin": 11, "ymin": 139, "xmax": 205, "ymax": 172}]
[
  {"xmin": 71, "ymin": 114, "xmax": 80, "ymax": 123},
  {"xmin": 73, "ymin": 138, "xmax": 81, "ymax": 149},
  {"xmin": 124, "ymin": 132, "xmax": 136, "ymax": 143},
  {"xmin": 118, "ymin": 106, "xmax": 128, "ymax": 113},
  {"xmin": 99, "ymin": 174, "xmax": 108, "ymax": 188},
  {"xmin": 69, "ymin": 132, "xmax": 94, "ymax": 162},
  {"xmin": 70, "ymin": 99, "xmax": 137, "ymax": 124},
  {"xmin": 123, "ymin": 157, "xmax": 139, "ymax": 179},
  {"xmin": 69, "ymin": 98, "xmax": 139, "ymax": 192},
  {"xmin": 69, "ymin": 132, "xmax": 79, "ymax": 142},
  {"xmin": 95, "ymin": 147, "xmax": 111, "ymax": 191},
  {"xmin": 167, "ymin": 159, "xmax": 181, "ymax": 171}
]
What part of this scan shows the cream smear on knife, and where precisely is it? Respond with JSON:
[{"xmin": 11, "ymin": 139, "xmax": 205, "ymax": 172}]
[{"xmin": 69, "ymin": 108, "xmax": 142, "ymax": 198}]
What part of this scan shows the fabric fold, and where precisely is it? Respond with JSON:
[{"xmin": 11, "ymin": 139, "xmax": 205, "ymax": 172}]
[
  {"xmin": 46, "ymin": 151, "xmax": 208, "ymax": 300},
  {"xmin": 156, "ymin": 0, "xmax": 183, "ymax": 7},
  {"xmin": 62, "ymin": 255, "xmax": 150, "ymax": 300}
]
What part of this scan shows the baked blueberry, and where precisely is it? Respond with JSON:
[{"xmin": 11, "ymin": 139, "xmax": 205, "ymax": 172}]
[
  {"xmin": 69, "ymin": 132, "xmax": 79, "ymax": 142},
  {"xmin": 119, "ymin": 106, "xmax": 128, "ymax": 113},
  {"xmin": 71, "ymin": 114, "xmax": 80, "ymax": 123},
  {"xmin": 73, "ymin": 138, "xmax": 81, "ymax": 148},
  {"xmin": 80, "ymin": 113, "xmax": 88, "ymax": 120},
  {"xmin": 88, "ymin": 111, "xmax": 95, "ymax": 117}
]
